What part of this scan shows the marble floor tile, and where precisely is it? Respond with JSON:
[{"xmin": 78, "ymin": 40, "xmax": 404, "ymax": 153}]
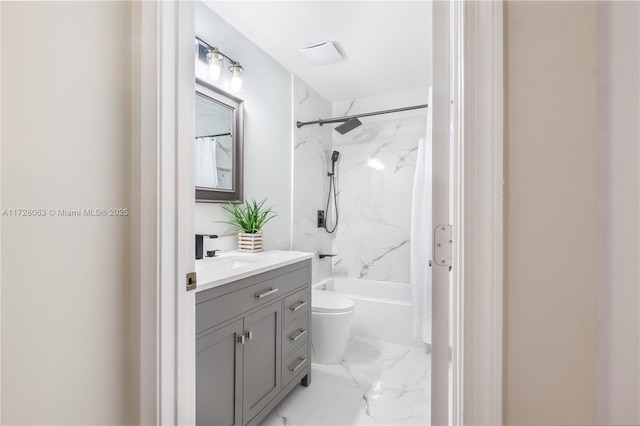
[{"xmin": 260, "ymin": 336, "xmax": 430, "ymax": 426}]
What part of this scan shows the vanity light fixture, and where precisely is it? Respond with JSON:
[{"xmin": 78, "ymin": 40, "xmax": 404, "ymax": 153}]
[
  {"xmin": 196, "ymin": 37, "xmax": 245, "ymax": 93},
  {"xmin": 207, "ymin": 47, "xmax": 223, "ymax": 81},
  {"xmin": 229, "ymin": 62, "xmax": 244, "ymax": 92}
]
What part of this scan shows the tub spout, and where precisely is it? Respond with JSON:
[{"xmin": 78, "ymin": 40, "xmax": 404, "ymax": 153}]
[{"xmin": 318, "ymin": 253, "xmax": 337, "ymax": 259}]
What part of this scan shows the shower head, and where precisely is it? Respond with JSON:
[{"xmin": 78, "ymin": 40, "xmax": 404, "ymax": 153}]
[
  {"xmin": 330, "ymin": 150, "xmax": 340, "ymax": 175},
  {"xmin": 334, "ymin": 118, "xmax": 362, "ymax": 135}
]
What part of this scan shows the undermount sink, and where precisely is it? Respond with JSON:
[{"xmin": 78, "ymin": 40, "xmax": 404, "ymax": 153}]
[
  {"xmin": 195, "ymin": 250, "xmax": 313, "ymax": 292},
  {"xmin": 204, "ymin": 256, "xmax": 259, "ymax": 269}
]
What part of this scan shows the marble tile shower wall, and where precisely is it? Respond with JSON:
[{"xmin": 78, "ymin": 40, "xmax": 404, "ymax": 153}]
[
  {"xmin": 331, "ymin": 90, "xmax": 429, "ymax": 283},
  {"xmin": 293, "ymin": 78, "xmax": 428, "ymax": 284},
  {"xmin": 292, "ymin": 76, "xmax": 333, "ymax": 283}
]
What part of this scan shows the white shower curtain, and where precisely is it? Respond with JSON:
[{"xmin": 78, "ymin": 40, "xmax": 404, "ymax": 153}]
[
  {"xmin": 410, "ymin": 87, "xmax": 433, "ymax": 344},
  {"xmin": 195, "ymin": 137, "xmax": 219, "ymax": 188}
]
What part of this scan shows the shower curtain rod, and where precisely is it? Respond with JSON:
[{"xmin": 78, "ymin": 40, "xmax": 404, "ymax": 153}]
[
  {"xmin": 295, "ymin": 103, "xmax": 428, "ymax": 128},
  {"xmin": 195, "ymin": 132, "xmax": 232, "ymax": 139}
]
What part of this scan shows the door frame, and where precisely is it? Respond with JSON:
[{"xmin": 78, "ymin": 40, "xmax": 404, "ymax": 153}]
[
  {"xmin": 450, "ymin": 1, "xmax": 504, "ymax": 425},
  {"xmin": 133, "ymin": 1, "xmax": 504, "ymax": 424},
  {"xmin": 132, "ymin": 1, "xmax": 195, "ymax": 424},
  {"xmin": 431, "ymin": 1, "xmax": 452, "ymax": 423}
]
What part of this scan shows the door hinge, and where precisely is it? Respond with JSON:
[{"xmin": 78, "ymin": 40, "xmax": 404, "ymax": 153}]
[
  {"xmin": 434, "ymin": 224, "xmax": 453, "ymax": 268},
  {"xmin": 186, "ymin": 271, "xmax": 197, "ymax": 291}
]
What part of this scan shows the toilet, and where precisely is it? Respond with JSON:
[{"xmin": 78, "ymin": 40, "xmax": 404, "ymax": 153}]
[{"xmin": 310, "ymin": 289, "xmax": 355, "ymax": 364}]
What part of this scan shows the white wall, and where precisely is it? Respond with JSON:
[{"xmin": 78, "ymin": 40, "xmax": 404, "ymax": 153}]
[
  {"xmin": 194, "ymin": 3, "xmax": 292, "ymax": 253},
  {"xmin": 504, "ymin": 2, "xmax": 598, "ymax": 424},
  {"xmin": 597, "ymin": 2, "xmax": 640, "ymax": 424},
  {"xmin": 1, "ymin": 2, "xmax": 132, "ymax": 424}
]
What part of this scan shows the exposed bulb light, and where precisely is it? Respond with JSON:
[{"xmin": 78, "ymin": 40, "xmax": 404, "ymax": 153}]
[
  {"xmin": 207, "ymin": 48, "xmax": 223, "ymax": 81},
  {"xmin": 195, "ymin": 38, "xmax": 246, "ymax": 90},
  {"xmin": 229, "ymin": 62, "xmax": 244, "ymax": 92}
]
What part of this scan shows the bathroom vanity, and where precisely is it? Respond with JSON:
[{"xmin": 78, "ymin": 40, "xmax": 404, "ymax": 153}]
[{"xmin": 195, "ymin": 251, "xmax": 312, "ymax": 426}]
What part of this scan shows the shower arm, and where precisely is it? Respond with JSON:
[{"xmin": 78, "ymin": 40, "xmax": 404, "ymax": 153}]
[{"xmin": 296, "ymin": 103, "xmax": 428, "ymax": 129}]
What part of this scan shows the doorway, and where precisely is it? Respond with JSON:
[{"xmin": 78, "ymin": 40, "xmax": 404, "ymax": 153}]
[{"xmin": 133, "ymin": 1, "xmax": 504, "ymax": 424}]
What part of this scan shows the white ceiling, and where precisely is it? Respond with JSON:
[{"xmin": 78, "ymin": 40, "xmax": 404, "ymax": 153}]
[{"xmin": 203, "ymin": 1, "xmax": 432, "ymax": 103}]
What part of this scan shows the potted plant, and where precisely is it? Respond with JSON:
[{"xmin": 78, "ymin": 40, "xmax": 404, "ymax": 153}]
[{"xmin": 222, "ymin": 198, "xmax": 277, "ymax": 253}]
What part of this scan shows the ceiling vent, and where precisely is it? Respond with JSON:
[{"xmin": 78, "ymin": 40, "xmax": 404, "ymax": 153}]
[{"xmin": 299, "ymin": 41, "xmax": 345, "ymax": 65}]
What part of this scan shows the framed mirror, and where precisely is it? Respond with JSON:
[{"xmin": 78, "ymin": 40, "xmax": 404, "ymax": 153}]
[{"xmin": 195, "ymin": 79, "xmax": 244, "ymax": 203}]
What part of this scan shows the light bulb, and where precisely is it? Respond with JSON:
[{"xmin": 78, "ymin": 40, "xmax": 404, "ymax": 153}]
[
  {"xmin": 229, "ymin": 62, "xmax": 244, "ymax": 92},
  {"xmin": 230, "ymin": 72, "xmax": 242, "ymax": 92},
  {"xmin": 209, "ymin": 61, "xmax": 222, "ymax": 81},
  {"xmin": 207, "ymin": 49, "xmax": 223, "ymax": 81}
]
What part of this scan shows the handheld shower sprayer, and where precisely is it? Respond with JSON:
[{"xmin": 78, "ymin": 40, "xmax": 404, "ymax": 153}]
[
  {"xmin": 330, "ymin": 150, "xmax": 340, "ymax": 176},
  {"xmin": 325, "ymin": 151, "xmax": 340, "ymax": 233}
]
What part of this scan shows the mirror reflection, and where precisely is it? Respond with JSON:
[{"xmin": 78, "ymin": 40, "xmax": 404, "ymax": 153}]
[
  {"xmin": 195, "ymin": 92, "xmax": 233, "ymax": 190},
  {"xmin": 195, "ymin": 80, "xmax": 244, "ymax": 203}
]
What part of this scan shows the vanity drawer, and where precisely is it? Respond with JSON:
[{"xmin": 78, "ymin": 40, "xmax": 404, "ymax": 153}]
[
  {"xmin": 282, "ymin": 342, "xmax": 308, "ymax": 389},
  {"xmin": 197, "ymin": 267, "xmax": 309, "ymax": 334},
  {"xmin": 282, "ymin": 314, "xmax": 308, "ymax": 357},
  {"xmin": 283, "ymin": 288, "xmax": 310, "ymax": 325}
]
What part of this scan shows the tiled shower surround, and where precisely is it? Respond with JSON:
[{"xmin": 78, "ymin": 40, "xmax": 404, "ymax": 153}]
[
  {"xmin": 292, "ymin": 76, "xmax": 333, "ymax": 283},
  {"xmin": 293, "ymin": 77, "xmax": 428, "ymax": 284}
]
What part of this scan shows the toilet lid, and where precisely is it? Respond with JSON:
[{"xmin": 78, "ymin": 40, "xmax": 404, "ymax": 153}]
[{"xmin": 312, "ymin": 289, "xmax": 354, "ymax": 313}]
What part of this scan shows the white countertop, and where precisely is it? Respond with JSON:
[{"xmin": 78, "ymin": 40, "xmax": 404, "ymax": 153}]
[{"xmin": 195, "ymin": 250, "xmax": 314, "ymax": 292}]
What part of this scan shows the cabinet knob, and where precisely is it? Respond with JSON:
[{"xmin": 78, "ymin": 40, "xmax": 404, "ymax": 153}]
[{"xmin": 245, "ymin": 330, "xmax": 253, "ymax": 341}]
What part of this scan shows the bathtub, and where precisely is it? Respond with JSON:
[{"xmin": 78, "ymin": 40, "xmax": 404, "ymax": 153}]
[{"xmin": 314, "ymin": 277, "xmax": 426, "ymax": 349}]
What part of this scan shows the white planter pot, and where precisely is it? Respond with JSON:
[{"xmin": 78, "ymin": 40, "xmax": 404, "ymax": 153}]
[{"xmin": 238, "ymin": 232, "xmax": 263, "ymax": 253}]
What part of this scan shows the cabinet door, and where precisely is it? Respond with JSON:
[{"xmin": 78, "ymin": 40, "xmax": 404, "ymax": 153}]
[
  {"xmin": 197, "ymin": 319, "xmax": 244, "ymax": 426},
  {"xmin": 242, "ymin": 301, "xmax": 282, "ymax": 422}
]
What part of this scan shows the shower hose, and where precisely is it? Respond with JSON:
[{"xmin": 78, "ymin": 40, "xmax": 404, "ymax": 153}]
[{"xmin": 324, "ymin": 172, "xmax": 338, "ymax": 233}]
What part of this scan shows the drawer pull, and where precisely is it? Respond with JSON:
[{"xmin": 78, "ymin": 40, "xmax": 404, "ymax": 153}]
[
  {"xmin": 255, "ymin": 288, "xmax": 278, "ymax": 299},
  {"xmin": 289, "ymin": 328, "xmax": 307, "ymax": 342},
  {"xmin": 290, "ymin": 301, "xmax": 308, "ymax": 311},
  {"xmin": 289, "ymin": 356, "xmax": 307, "ymax": 372}
]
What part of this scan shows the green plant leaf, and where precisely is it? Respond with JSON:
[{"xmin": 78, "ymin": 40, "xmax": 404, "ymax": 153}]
[{"xmin": 221, "ymin": 198, "xmax": 277, "ymax": 233}]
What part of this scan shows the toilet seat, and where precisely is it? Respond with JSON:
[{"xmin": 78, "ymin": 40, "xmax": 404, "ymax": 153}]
[{"xmin": 312, "ymin": 289, "xmax": 354, "ymax": 314}]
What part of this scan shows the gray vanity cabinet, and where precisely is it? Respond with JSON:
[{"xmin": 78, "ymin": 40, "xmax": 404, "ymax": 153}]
[
  {"xmin": 196, "ymin": 259, "xmax": 311, "ymax": 426},
  {"xmin": 242, "ymin": 301, "xmax": 281, "ymax": 421},
  {"xmin": 196, "ymin": 320, "xmax": 243, "ymax": 426}
]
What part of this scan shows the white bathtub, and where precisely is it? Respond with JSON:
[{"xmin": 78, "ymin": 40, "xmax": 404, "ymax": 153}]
[{"xmin": 314, "ymin": 277, "xmax": 426, "ymax": 349}]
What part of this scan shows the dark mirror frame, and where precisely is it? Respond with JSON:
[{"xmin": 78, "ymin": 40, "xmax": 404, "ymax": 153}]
[{"xmin": 195, "ymin": 78, "xmax": 244, "ymax": 203}]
